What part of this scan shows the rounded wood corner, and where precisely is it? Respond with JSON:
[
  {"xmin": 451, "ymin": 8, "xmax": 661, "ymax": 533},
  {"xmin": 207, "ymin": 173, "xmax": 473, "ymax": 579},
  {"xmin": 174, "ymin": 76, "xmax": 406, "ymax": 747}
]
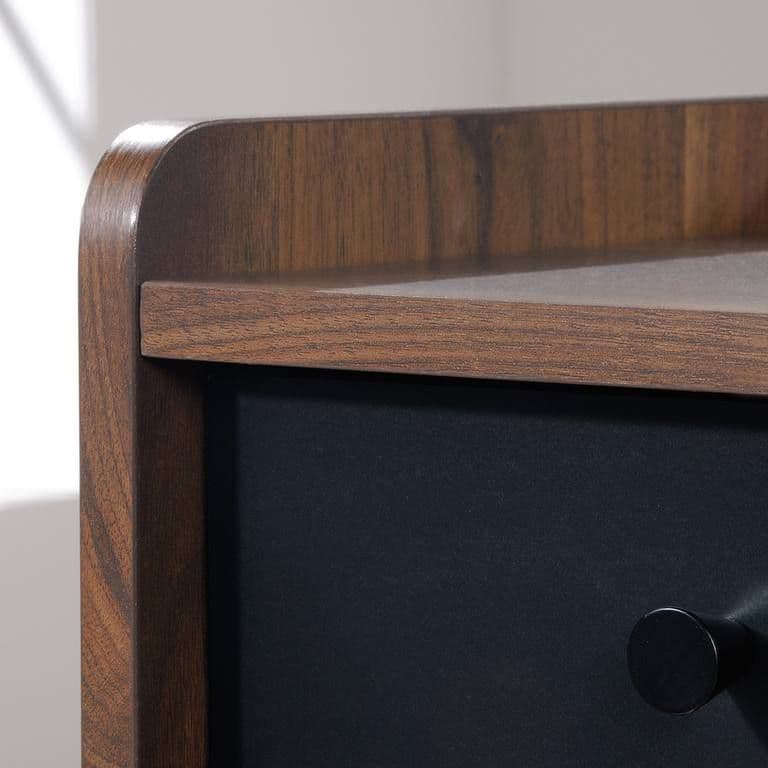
[{"xmin": 79, "ymin": 121, "xmax": 198, "ymax": 277}]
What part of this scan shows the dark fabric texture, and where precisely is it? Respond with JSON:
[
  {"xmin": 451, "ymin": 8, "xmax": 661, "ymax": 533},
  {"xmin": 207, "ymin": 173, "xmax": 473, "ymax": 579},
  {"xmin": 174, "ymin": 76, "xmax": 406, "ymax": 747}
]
[{"xmin": 206, "ymin": 368, "xmax": 768, "ymax": 767}]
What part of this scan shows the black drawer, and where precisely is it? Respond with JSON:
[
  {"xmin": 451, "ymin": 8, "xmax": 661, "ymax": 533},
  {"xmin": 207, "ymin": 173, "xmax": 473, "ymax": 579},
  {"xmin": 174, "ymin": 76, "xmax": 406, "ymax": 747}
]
[{"xmin": 206, "ymin": 369, "xmax": 768, "ymax": 766}]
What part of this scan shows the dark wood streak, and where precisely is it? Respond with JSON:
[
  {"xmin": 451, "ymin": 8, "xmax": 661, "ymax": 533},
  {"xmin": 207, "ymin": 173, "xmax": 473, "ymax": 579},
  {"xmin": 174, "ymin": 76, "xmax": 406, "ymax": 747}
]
[
  {"xmin": 81, "ymin": 98, "xmax": 768, "ymax": 767},
  {"xmin": 457, "ymin": 115, "xmax": 495, "ymax": 266}
]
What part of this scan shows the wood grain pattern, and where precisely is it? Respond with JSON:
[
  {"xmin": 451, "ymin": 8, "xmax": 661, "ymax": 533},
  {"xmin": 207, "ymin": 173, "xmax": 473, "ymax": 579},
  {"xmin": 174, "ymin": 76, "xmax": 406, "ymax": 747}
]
[
  {"xmin": 131, "ymin": 100, "xmax": 768, "ymax": 283},
  {"xmin": 80, "ymin": 123, "xmax": 206, "ymax": 768},
  {"xmin": 684, "ymin": 102, "xmax": 768, "ymax": 237},
  {"xmin": 81, "ymin": 99, "xmax": 768, "ymax": 767},
  {"xmin": 140, "ymin": 280, "xmax": 768, "ymax": 395}
]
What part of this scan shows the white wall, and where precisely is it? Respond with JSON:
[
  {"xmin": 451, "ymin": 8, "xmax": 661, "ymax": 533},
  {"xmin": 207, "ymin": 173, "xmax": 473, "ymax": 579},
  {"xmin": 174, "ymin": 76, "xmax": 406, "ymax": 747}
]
[
  {"xmin": 505, "ymin": 0, "xmax": 768, "ymax": 105},
  {"xmin": 1, "ymin": 1, "xmax": 767, "ymax": 764}
]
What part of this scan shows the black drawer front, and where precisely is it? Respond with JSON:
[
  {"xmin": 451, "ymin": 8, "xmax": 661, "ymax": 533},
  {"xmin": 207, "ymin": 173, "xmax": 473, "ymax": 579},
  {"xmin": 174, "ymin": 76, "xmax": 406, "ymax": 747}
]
[{"xmin": 206, "ymin": 369, "xmax": 768, "ymax": 766}]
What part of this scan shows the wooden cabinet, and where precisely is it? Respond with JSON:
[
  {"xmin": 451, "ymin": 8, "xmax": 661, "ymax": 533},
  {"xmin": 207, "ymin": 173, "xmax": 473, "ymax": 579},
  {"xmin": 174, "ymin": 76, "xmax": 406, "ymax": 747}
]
[{"xmin": 80, "ymin": 99, "xmax": 768, "ymax": 766}]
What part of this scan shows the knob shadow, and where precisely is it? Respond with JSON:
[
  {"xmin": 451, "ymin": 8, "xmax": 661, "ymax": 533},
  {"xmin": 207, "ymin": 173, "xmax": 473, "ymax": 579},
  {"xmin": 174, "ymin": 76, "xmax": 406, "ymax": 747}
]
[
  {"xmin": 730, "ymin": 629, "xmax": 768, "ymax": 751},
  {"xmin": 728, "ymin": 590, "xmax": 768, "ymax": 751}
]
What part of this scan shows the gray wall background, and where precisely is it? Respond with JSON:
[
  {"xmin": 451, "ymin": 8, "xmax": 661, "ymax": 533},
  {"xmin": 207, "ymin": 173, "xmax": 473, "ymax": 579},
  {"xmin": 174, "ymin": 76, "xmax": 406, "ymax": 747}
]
[{"xmin": 1, "ymin": 1, "xmax": 767, "ymax": 764}]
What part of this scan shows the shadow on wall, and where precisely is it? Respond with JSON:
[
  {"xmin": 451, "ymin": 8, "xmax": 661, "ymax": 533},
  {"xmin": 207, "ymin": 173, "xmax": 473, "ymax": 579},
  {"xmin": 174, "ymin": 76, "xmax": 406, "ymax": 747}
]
[
  {"xmin": 1, "ymin": 0, "xmax": 513, "ymax": 172},
  {"xmin": 6, "ymin": 0, "xmax": 768, "ymax": 175},
  {"xmin": 0, "ymin": 497, "xmax": 80, "ymax": 768}
]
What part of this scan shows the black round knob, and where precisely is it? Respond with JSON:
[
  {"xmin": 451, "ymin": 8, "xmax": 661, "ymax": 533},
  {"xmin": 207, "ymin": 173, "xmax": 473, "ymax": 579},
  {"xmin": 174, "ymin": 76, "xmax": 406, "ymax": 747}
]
[{"xmin": 627, "ymin": 607, "xmax": 752, "ymax": 715}]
